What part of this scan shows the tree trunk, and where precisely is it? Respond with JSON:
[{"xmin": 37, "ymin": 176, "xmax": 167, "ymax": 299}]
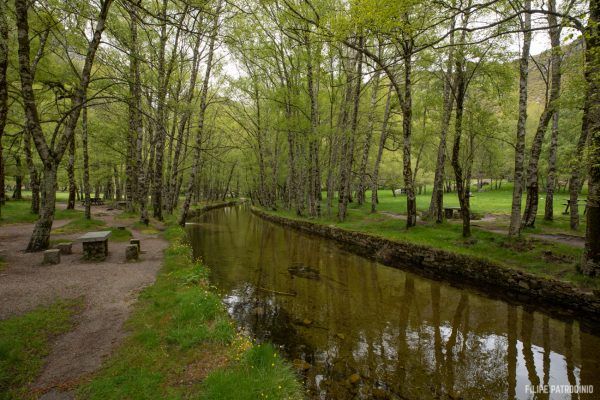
[
  {"xmin": 222, "ymin": 162, "xmax": 236, "ymax": 201},
  {"xmin": 15, "ymin": 0, "xmax": 112, "ymax": 250},
  {"xmin": 179, "ymin": 0, "xmax": 221, "ymax": 225},
  {"xmin": 543, "ymin": 0, "xmax": 562, "ymax": 223},
  {"xmin": 582, "ymin": 0, "xmax": 600, "ymax": 276},
  {"xmin": 544, "ymin": 111, "xmax": 559, "ymax": 220},
  {"xmin": 125, "ymin": 1, "xmax": 140, "ymax": 213},
  {"xmin": 27, "ymin": 165, "xmax": 57, "ymax": 250},
  {"xmin": 371, "ymin": 86, "xmax": 392, "ymax": 213},
  {"xmin": 12, "ymin": 156, "xmax": 23, "ymax": 200},
  {"xmin": 23, "ymin": 129, "xmax": 39, "ymax": 214},
  {"xmin": 67, "ymin": 135, "xmax": 76, "ymax": 209},
  {"xmin": 114, "ymin": 164, "xmax": 121, "ymax": 201},
  {"xmin": 428, "ymin": 21, "xmax": 455, "ymax": 223},
  {"xmin": 450, "ymin": 32, "xmax": 470, "ymax": 238},
  {"xmin": 402, "ymin": 45, "xmax": 417, "ymax": 228},
  {"xmin": 0, "ymin": 0, "xmax": 7, "ymax": 215},
  {"xmin": 82, "ymin": 100, "xmax": 91, "ymax": 220},
  {"xmin": 168, "ymin": 26, "xmax": 202, "ymax": 213},
  {"xmin": 508, "ymin": 0, "xmax": 532, "ymax": 237},
  {"xmin": 357, "ymin": 51, "xmax": 382, "ymax": 206},
  {"xmin": 151, "ymin": 0, "xmax": 169, "ymax": 220},
  {"xmin": 521, "ymin": 6, "xmax": 562, "ymax": 228},
  {"xmin": 338, "ymin": 41, "xmax": 363, "ymax": 222},
  {"xmin": 306, "ymin": 33, "xmax": 321, "ymax": 217}
]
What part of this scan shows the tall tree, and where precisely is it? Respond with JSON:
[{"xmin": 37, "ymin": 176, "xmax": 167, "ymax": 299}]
[
  {"xmin": 0, "ymin": 0, "xmax": 8, "ymax": 217},
  {"xmin": 15, "ymin": 0, "xmax": 113, "ymax": 250},
  {"xmin": 428, "ymin": 19, "xmax": 455, "ymax": 223},
  {"xmin": 521, "ymin": 0, "xmax": 563, "ymax": 228},
  {"xmin": 582, "ymin": 0, "xmax": 600, "ymax": 276},
  {"xmin": 543, "ymin": 0, "xmax": 562, "ymax": 221},
  {"xmin": 179, "ymin": 0, "xmax": 222, "ymax": 225},
  {"xmin": 508, "ymin": 0, "xmax": 532, "ymax": 237}
]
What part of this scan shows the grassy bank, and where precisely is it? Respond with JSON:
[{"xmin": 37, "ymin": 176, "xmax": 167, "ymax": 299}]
[
  {"xmin": 0, "ymin": 300, "xmax": 81, "ymax": 399},
  {"xmin": 78, "ymin": 224, "xmax": 302, "ymax": 399},
  {"xmin": 263, "ymin": 195, "xmax": 600, "ymax": 290}
]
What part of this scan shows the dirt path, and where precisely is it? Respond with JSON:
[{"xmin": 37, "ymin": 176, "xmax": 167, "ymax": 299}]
[
  {"xmin": 470, "ymin": 223, "xmax": 585, "ymax": 248},
  {"xmin": 0, "ymin": 205, "xmax": 168, "ymax": 398}
]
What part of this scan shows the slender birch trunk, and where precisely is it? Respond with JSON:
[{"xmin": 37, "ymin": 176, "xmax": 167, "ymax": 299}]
[
  {"xmin": 508, "ymin": 0, "xmax": 532, "ymax": 237},
  {"xmin": 371, "ymin": 85, "xmax": 393, "ymax": 213},
  {"xmin": 306, "ymin": 32, "xmax": 320, "ymax": 217},
  {"xmin": 179, "ymin": 0, "xmax": 221, "ymax": 225},
  {"xmin": 402, "ymin": 43, "xmax": 417, "ymax": 228},
  {"xmin": 428, "ymin": 21, "xmax": 456, "ymax": 223},
  {"xmin": 338, "ymin": 40, "xmax": 363, "ymax": 222},
  {"xmin": 450, "ymin": 26, "xmax": 470, "ymax": 238},
  {"xmin": 582, "ymin": 0, "xmax": 600, "ymax": 276},
  {"xmin": 125, "ymin": 1, "xmax": 140, "ymax": 213},
  {"xmin": 0, "ymin": 0, "xmax": 7, "ymax": 216},
  {"xmin": 67, "ymin": 135, "xmax": 76, "ymax": 209},
  {"xmin": 82, "ymin": 99, "xmax": 91, "ymax": 220},
  {"xmin": 357, "ymin": 62, "xmax": 381, "ymax": 206},
  {"xmin": 544, "ymin": 111, "xmax": 559, "ymax": 221},
  {"xmin": 521, "ymin": 4, "xmax": 562, "ymax": 228}
]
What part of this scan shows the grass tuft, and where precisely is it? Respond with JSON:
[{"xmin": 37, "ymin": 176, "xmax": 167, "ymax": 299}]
[
  {"xmin": 200, "ymin": 344, "xmax": 302, "ymax": 400},
  {"xmin": 52, "ymin": 218, "xmax": 106, "ymax": 235},
  {"xmin": 0, "ymin": 299, "xmax": 81, "ymax": 399}
]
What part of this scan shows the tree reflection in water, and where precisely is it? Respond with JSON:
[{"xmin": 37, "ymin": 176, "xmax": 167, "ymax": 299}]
[{"xmin": 187, "ymin": 206, "xmax": 600, "ymax": 399}]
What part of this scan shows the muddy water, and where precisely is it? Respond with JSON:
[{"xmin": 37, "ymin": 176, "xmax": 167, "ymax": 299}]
[{"xmin": 186, "ymin": 206, "xmax": 600, "ymax": 400}]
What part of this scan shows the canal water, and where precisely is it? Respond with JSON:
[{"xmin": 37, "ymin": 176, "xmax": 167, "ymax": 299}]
[{"xmin": 186, "ymin": 206, "xmax": 600, "ymax": 400}]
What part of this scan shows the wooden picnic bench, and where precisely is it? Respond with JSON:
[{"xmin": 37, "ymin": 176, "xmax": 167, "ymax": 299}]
[
  {"xmin": 562, "ymin": 199, "xmax": 587, "ymax": 215},
  {"xmin": 78, "ymin": 231, "xmax": 111, "ymax": 260}
]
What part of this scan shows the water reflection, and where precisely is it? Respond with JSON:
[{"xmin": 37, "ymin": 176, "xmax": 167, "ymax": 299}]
[{"xmin": 187, "ymin": 206, "xmax": 600, "ymax": 399}]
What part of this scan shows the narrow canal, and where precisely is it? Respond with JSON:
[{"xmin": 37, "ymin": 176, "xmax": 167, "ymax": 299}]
[{"xmin": 186, "ymin": 206, "xmax": 600, "ymax": 400}]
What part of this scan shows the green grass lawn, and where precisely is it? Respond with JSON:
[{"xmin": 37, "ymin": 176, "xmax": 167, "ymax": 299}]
[
  {"xmin": 367, "ymin": 184, "xmax": 587, "ymax": 221},
  {"xmin": 0, "ymin": 200, "xmax": 82, "ymax": 225},
  {"xmin": 315, "ymin": 185, "xmax": 587, "ymax": 238},
  {"xmin": 78, "ymin": 225, "xmax": 302, "ymax": 399},
  {"xmin": 0, "ymin": 299, "xmax": 81, "ymax": 399},
  {"xmin": 268, "ymin": 186, "xmax": 598, "ymax": 290}
]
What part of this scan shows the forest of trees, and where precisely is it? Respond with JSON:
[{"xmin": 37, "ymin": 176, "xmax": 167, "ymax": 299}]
[{"xmin": 0, "ymin": 0, "xmax": 598, "ymax": 274}]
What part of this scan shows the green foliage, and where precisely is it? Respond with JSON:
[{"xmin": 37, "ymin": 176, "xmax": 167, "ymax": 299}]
[
  {"xmin": 200, "ymin": 344, "xmax": 303, "ymax": 400},
  {"xmin": 0, "ymin": 300, "xmax": 80, "ymax": 399},
  {"xmin": 109, "ymin": 227, "xmax": 133, "ymax": 242}
]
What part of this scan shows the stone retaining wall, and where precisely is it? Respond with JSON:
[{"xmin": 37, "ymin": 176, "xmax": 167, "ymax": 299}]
[{"xmin": 251, "ymin": 207, "xmax": 600, "ymax": 324}]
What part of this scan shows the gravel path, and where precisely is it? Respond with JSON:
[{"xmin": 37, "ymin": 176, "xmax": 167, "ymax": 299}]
[{"xmin": 0, "ymin": 205, "xmax": 168, "ymax": 398}]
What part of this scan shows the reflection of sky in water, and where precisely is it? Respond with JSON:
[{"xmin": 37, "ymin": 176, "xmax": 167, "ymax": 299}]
[{"xmin": 187, "ymin": 207, "xmax": 600, "ymax": 400}]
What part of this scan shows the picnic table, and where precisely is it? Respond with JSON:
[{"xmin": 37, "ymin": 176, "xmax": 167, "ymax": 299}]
[
  {"xmin": 562, "ymin": 199, "xmax": 587, "ymax": 215},
  {"xmin": 81, "ymin": 197, "xmax": 104, "ymax": 206},
  {"xmin": 444, "ymin": 207, "xmax": 462, "ymax": 219},
  {"xmin": 78, "ymin": 231, "xmax": 111, "ymax": 260}
]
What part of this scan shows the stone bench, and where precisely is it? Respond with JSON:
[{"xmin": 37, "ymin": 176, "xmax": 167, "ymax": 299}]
[
  {"xmin": 55, "ymin": 242, "xmax": 72, "ymax": 255},
  {"xmin": 78, "ymin": 231, "xmax": 112, "ymax": 261},
  {"xmin": 43, "ymin": 249, "xmax": 61, "ymax": 265},
  {"xmin": 130, "ymin": 239, "xmax": 141, "ymax": 253},
  {"xmin": 125, "ymin": 244, "xmax": 139, "ymax": 261}
]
